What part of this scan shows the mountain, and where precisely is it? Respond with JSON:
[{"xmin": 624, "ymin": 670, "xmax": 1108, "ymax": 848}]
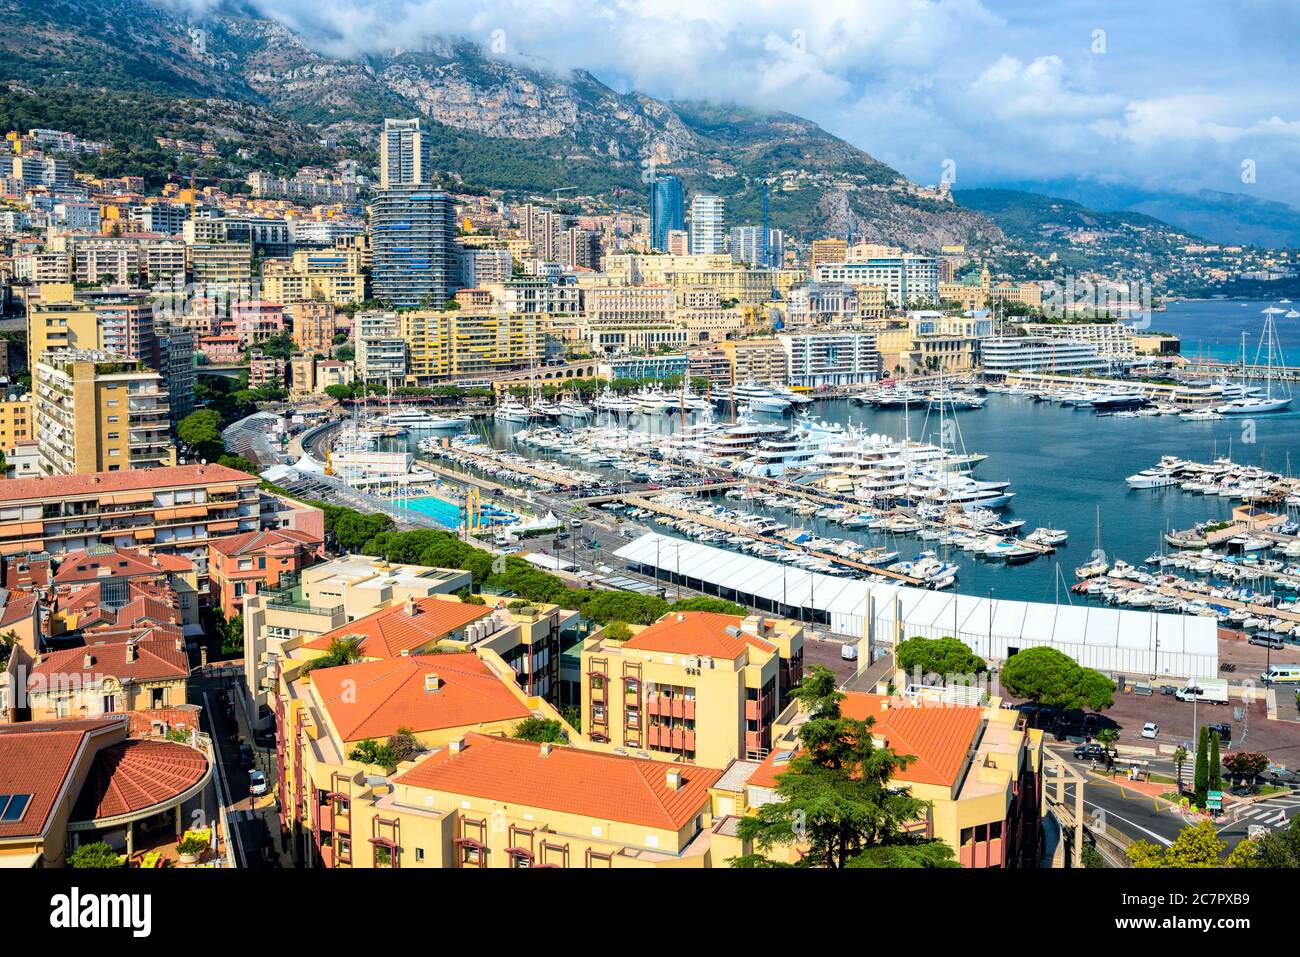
[
  {"xmin": 955, "ymin": 187, "xmax": 1204, "ymax": 278},
  {"xmin": 0, "ymin": 0, "xmax": 1002, "ymax": 250},
  {"xmin": 987, "ymin": 179, "xmax": 1300, "ymax": 249}
]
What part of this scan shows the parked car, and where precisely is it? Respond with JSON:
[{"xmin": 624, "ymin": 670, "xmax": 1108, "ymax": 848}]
[
  {"xmin": 1208, "ymin": 722, "xmax": 1232, "ymax": 744},
  {"xmin": 1159, "ymin": 684, "xmax": 1178, "ymax": 696},
  {"xmin": 1141, "ymin": 722, "xmax": 1159, "ymax": 739},
  {"xmin": 237, "ymin": 743, "xmax": 255, "ymax": 769},
  {"xmin": 248, "ymin": 769, "xmax": 267, "ymax": 796},
  {"xmin": 1249, "ymin": 633, "xmax": 1285, "ymax": 649},
  {"xmin": 1073, "ymin": 743, "xmax": 1107, "ymax": 761},
  {"xmin": 840, "ymin": 643, "xmax": 859, "ymax": 661}
]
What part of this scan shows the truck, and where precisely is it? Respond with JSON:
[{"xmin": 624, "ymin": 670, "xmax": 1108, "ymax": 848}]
[{"xmin": 1174, "ymin": 677, "xmax": 1229, "ymax": 704}]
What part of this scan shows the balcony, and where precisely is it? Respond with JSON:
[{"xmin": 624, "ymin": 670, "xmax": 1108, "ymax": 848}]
[
  {"xmin": 646, "ymin": 726, "xmax": 695, "ymax": 751},
  {"xmin": 645, "ymin": 696, "xmax": 695, "ymax": 720}
]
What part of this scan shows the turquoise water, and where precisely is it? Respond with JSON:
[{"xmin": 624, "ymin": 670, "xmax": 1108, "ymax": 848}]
[
  {"xmin": 402, "ymin": 494, "xmax": 463, "ymax": 528},
  {"xmin": 440, "ymin": 299, "xmax": 1300, "ymax": 603}
]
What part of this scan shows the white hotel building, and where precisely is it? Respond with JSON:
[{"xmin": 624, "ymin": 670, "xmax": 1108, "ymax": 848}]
[
  {"xmin": 979, "ymin": 336, "xmax": 1108, "ymax": 376},
  {"xmin": 778, "ymin": 331, "xmax": 881, "ymax": 387},
  {"xmin": 814, "ymin": 255, "xmax": 940, "ymax": 306}
]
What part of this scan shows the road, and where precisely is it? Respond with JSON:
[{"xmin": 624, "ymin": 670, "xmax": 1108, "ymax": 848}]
[{"xmin": 193, "ymin": 662, "xmax": 283, "ymax": 868}]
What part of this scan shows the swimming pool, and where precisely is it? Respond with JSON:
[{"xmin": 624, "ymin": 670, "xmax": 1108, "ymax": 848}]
[{"xmin": 402, "ymin": 495, "xmax": 518, "ymax": 529}]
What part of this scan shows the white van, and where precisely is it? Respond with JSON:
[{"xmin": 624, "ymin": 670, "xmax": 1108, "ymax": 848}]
[{"xmin": 1261, "ymin": 664, "xmax": 1300, "ymax": 684}]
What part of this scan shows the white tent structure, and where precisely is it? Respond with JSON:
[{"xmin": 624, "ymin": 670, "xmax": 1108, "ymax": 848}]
[{"xmin": 614, "ymin": 532, "xmax": 1218, "ymax": 679}]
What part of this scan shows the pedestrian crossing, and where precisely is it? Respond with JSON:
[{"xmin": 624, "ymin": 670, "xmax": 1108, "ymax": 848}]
[{"xmin": 1227, "ymin": 796, "xmax": 1300, "ymax": 829}]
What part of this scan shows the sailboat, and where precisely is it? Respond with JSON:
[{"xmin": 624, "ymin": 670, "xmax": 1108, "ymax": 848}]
[
  {"xmin": 1216, "ymin": 306, "xmax": 1293, "ymax": 414},
  {"xmin": 1074, "ymin": 506, "xmax": 1110, "ymax": 580}
]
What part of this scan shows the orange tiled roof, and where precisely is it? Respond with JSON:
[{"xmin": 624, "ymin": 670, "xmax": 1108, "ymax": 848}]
[
  {"xmin": 303, "ymin": 596, "xmax": 491, "ymax": 659},
  {"xmin": 308, "ymin": 653, "xmax": 530, "ymax": 742},
  {"xmin": 207, "ymin": 527, "xmax": 321, "ymax": 557},
  {"xmin": 31, "ymin": 631, "xmax": 190, "ymax": 684},
  {"xmin": 0, "ymin": 590, "xmax": 38, "ymax": 628},
  {"xmin": 750, "ymin": 695, "xmax": 984, "ymax": 790},
  {"xmin": 70, "ymin": 739, "xmax": 208, "ymax": 822},
  {"xmin": 0, "ymin": 464, "xmax": 254, "ymax": 504},
  {"xmin": 622, "ymin": 612, "xmax": 774, "ymax": 660},
  {"xmin": 395, "ymin": 733, "xmax": 722, "ymax": 830},
  {"xmin": 0, "ymin": 718, "xmax": 121, "ymax": 839}
]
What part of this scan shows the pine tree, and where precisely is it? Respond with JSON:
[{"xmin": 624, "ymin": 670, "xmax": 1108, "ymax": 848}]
[
  {"xmin": 1193, "ymin": 725, "xmax": 1210, "ymax": 807},
  {"xmin": 1209, "ymin": 732, "xmax": 1223, "ymax": 798}
]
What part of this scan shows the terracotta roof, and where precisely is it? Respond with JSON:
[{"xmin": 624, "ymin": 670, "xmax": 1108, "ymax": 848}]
[
  {"xmin": 309, "ymin": 653, "xmax": 530, "ymax": 742},
  {"xmin": 54, "ymin": 547, "xmax": 169, "ymax": 584},
  {"xmin": 0, "ymin": 464, "xmax": 254, "ymax": 504},
  {"xmin": 70, "ymin": 739, "xmax": 208, "ymax": 822},
  {"xmin": 31, "ymin": 632, "xmax": 190, "ymax": 684},
  {"xmin": 303, "ymin": 596, "xmax": 492, "ymax": 659},
  {"xmin": 396, "ymin": 733, "xmax": 722, "ymax": 830},
  {"xmin": 4, "ymin": 557, "xmax": 50, "ymax": 590},
  {"xmin": 0, "ymin": 590, "xmax": 38, "ymax": 628},
  {"xmin": 150, "ymin": 553, "xmax": 195, "ymax": 573},
  {"xmin": 208, "ymin": 527, "xmax": 321, "ymax": 557},
  {"xmin": 0, "ymin": 718, "xmax": 120, "ymax": 839},
  {"xmin": 750, "ymin": 695, "xmax": 984, "ymax": 790},
  {"xmin": 622, "ymin": 612, "xmax": 775, "ymax": 660}
]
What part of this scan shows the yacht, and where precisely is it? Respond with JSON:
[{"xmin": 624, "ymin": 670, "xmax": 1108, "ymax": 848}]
[
  {"xmin": 1126, "ymin": 468, "xmax": 1178, "ymax": 489},
  {"xmin": 379, "ymin": 408, "xmax": 468, "ymax": 431},
  {"xmin": 722, "ymin": 382, "xmax": 792, "ymax": 414},
  {"xmin": 593, "ymin": 389, "xmax": 638, "ymax": 414},
  {"xmin": 631, "ymin": 388, "xmax": 678, "ymax": 414},
  {"xmin": 494, "ymin": 399, "xmax": 534, "ymax": 424},
  {"xmin": 556, "ymin": 398, "xmax": 593, "ymax": 420},
  {"xmin": 927, "ymin": 390, "xmax": 986, "ymax": 411},
  {"xmin": 1216, "ymin": 309, "xmax": 1293, "ymax": 414}
]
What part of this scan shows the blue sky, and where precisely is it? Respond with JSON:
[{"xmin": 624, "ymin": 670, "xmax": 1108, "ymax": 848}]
[{"xmin": 241, "ymin": 0, "xmax": 1300, "ymax": 206}]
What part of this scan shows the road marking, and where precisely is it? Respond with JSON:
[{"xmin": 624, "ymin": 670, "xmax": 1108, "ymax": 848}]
[
  {"xmin": 202, "ymin": 689, "xmax": 246, "ymax": 869},
  {"xmin": 1064, "ymin": 783, "xmax": 1174, "ymax": 847}
]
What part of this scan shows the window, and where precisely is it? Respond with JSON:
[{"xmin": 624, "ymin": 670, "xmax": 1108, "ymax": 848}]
[
  {"xmin": 586, "ymin": 849, "xmax": 613, "ymax": 868},
  {"xmin": 415, "ymin": 848, "xmax": 425, "ymax": 863},
  {"xmin": 0, "ymin": 794, "xmax": 32, "ymax": 822}
]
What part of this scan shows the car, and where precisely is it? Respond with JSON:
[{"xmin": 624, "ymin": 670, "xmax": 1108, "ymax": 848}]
[
  {"xmin": 248, "ymin": 769, "xmax": 268, "ymax": 796},
  {"xmin": 1159, "ymin": 684, "xmax": 1178, "ymax": 696},
  {"xmin": 237, "ymin": 743, "xmax": 255, "ymax": 769},
  {"xmin": 1141, "ymin": 722, "xmax": 1159, "ymax": 739},
  {"xmin": 570, "ymin": 518, "xmax": 583, "ymax": 529},
  {"xmin": 252, "ymin": 728, "xmax": 276, "ymax": 749},
  {"xmin": 1073, "ymin": 743, "xmax": 1107, "ymax": 761},
  {"xmin": 1249, "ymin": 633, "xmax": 1285, "ymax": 649},
  {"xmin": 1208, "ymin": 722, "xmax": 1232, "ymax": 744},
  {"xmin": 840, "ymin": 643, "xmax": 859, "ymax": 661}
]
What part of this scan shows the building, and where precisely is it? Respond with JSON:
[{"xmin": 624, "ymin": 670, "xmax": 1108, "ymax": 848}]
[
  {"xmin": 0, "ymin": 396, "xmax": 32, "ymax": 453},
  {"xmin": 261, "ymin": 249, "xmax": 366, "ymax": 306},
  {"xmin": 396, "ymin": 310, "xmax": 544, "ymax": 385},
  {"xmin": 720, "ymin": 339, "xmax": 789, "ymax": 386},
  {"xmin": 26, "ymin": 631, "xmax": 191, "ymax": 720},
  {"xmin": 649, "ymin": 175, "xmax": 685, "ymax": 253},
  {"xmin": 355, "ymin": 312, "xmax": 407, "ymax": 384},
  {"xmin": 32, "ymin": 350, "xmax": 174, "ymax": 475},
  {"xmin": 370, "ymin": 187, "xmax": 458, "ymax": 309},
  {"xmin": 724, "ymin": 691, "xmax": 1044, "ymax": 868},
  {"xmin": 379, "ymin": 118, "xmax": 425, "ymax": 189},
  {"xmin": 580, "ymin": 611, "xmax": 804, "ymax": 766},
  {"xmin": 26, "ymin": 285, "xmax": 99, "ymax": 367},
  {"xmin": 1019, "ymin": 322, "xmax": 1138, "ymax": 361},
  {"xmin": 810, "ymin": 238, "xmax": 848, "ymax": 268},
  {"xmin": 240, "ymin": 555, "xmax": 472, "ymax": 724},
  {"xmin": 979, "ymin": 337, "xmax": 1109, "ymax": 376},
  {"xmin": 779, "ymin": 331, "xmax": 881, "ymax": 387},
  {"xmin": 156, "ymin": 324, "xmax": 195, "ymax": 425},
  {"xmin": 207, "ymin": 527, "xmax": 324, "ymax": 620},
  {"xmin": 688, "ymin": 194, "xmax": 725, "ymax": 255},
  {"xmin": 0, "ymin": 716, "xmax": 212, "ymax": 867},
  {"xmin": 248, "ymin": 352, "xmax": 287, "ymax": 391},
  {"xmin": 0, "ymin": 464, "xmax": 263, "ymax": 577},
  {"xmin": 815, "ymin": 255, "xmax": 941, "ymax": 307},
  {"xmin": 457, "ymin": 247, "xmax": 513, "ymax": 288},
  {"xmin": 291, "ymin": 354, "xmax": 355, "ymax": 396},
  {"xmin": 387, "ymin": 733, "xmax": 721, "ymax": 868},
  {"xmin": 584, "ymin": 286, "xmax": 678, "ymax": 354},
  {"xmin": 286, "ymin": 301, "xmax": 337, "ymax": 357},
  {"xmin": 188, "ymin": 242, "xmax": 253, "ymax": 297}
]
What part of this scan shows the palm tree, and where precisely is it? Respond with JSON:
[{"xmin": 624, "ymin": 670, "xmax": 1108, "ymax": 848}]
[
  {"xmin": 1173, "ymin": 745, "xmax": 1189, "ymax": 792},
  {"xmin": 1095, "ymin": 728, "xmax": 1119, "ymax": 771}
]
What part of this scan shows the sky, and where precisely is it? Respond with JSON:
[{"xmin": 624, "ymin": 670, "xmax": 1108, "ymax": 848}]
[{"xmin": 223, "ymin": 0, "xmax": 1300, "ymax": 207}]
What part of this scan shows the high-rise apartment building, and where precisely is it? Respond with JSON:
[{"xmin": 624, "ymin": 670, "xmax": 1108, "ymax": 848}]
[
  {"xmin": 378, "ymin": 118, "xmax": 425, "ymax": 189},
  {"xmin": 370, "ymin": 187, "xmax": 458, "ymax": 309},
  {"xmin": 688, "ymin": 194, "xmax": 725, "ymax": 255},
  {"xmin": 32, "ymin": 349, "xmax": 174, "ymax": 475},
  {"xmin": 649, "ymin": 175, "xmax": 685, "ymax": 253},
  {"xmin": 288, "ymin": 301, "xmax": 337, "ymax": 356}
]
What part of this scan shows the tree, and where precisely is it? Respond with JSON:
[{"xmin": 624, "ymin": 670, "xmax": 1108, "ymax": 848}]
[
  {"xmin": 512, "ymin": 717, "xmax": 566, "ymax": 743},
  {"xmin": 1173, "ymin": 745, "xmax": 1189, "ymax": 791},
  {"xmin": 1127, "ymin": 820, "xmax": 1226, "ymax": 868},
  {"xmin": 894, "ymin": 636, "xmax": 987, "ymax": 680},
  {"xmin": 1208, "ymin": 733, "xmax": 1223, "ymax": 798},
  {"xmin": 667, "ymin": 597, "xmax": 748, "ymax": 616},
  {"xmin": 177, "ymin": 408, "xmax": 224, "ymax": 460},
  {"xmin": 1163, "ymin": 819, "xmax": 1227, "ymax": 868},
  {"xmin": 1226, "ymin": 838, "xmax": 1260, "ymax": 869},
  {"xmin": 1223, "ymin": 751, "xmax": 1269, "ymax": 787},
  {"xmin": 218, "ymin": 453, "xmax": 260, "ymax": 475},
  {"xmin": 1250, "ymin": 815, "xmax": 1300, "ymax": 867},
  {"xmin": 68, "ymin": 841, "xmax": 124, "ymax": 868},
  {"xmin": 385, "ymin": 728, "xmax": 419, "ymax": 766},
  {"xmin": 999, "ymin": 647, "xmax": 1115, "ymax": 721},
  {"xmin": 300, "ymin": 635, "xmax": 364, "ymax": 675},
  {"xmin": 731, "ymin": 666, "xmax": 957, "ymax": 869},
  {"xmin": 1194, "ymin": 726, "xmax": 1210, "ymax": 807},
  {"xmin": 1095, "ymin": 727, "xmax": 1119, "ymax": 771},
  {"xmin": 603, "ymin": 620, "xmax": 632, "ymax": 641}
]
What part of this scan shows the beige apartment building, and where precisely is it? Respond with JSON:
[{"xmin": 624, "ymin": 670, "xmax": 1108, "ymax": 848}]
[
  {"xmin": 32, "ymin": 349, "xmax": 174, "ymax": 475},
  {"xmin": 0, "ymin": 396, "xmax": 32, "ymax": 453},
  {"xmin": 262, "ymin": 249, "xmax": 366, "ymax": 306}
]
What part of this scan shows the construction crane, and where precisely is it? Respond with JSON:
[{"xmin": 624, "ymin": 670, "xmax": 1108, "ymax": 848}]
[{"xmin": 553, "ymin": 186, "xmax": 578, "ymax": 205}]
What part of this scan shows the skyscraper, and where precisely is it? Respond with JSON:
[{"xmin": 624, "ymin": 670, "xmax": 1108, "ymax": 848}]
[
  {"xmin": 370, "ymin": 186, "xmax": 458, "ymax": 309},
  {"xmin": 379, "ymin": 118, "xmax": 425, "ymax": 189},
  {"xmin": 648, "ymin": 175, "xmax": 684, "ymax": 253},
  {"xmin": 688, "ymin": 194, "xmax": 725, "ymax": 255}
]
